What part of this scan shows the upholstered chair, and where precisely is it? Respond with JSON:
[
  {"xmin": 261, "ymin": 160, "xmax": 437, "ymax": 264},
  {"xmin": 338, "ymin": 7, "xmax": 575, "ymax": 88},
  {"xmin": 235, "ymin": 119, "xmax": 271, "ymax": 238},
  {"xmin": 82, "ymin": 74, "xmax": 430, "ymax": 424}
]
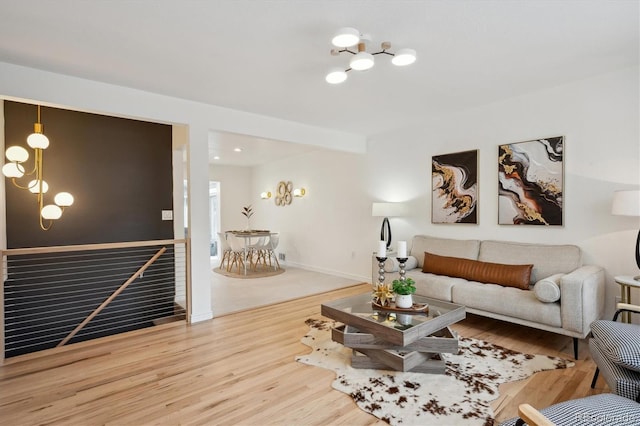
[
  {"xmin": 590, "ymin": 302, "xmax": 640, "ymax": 402},
  {"xmin": 499, "ymin": 393, "xmax": 640, "ymax": 426}
]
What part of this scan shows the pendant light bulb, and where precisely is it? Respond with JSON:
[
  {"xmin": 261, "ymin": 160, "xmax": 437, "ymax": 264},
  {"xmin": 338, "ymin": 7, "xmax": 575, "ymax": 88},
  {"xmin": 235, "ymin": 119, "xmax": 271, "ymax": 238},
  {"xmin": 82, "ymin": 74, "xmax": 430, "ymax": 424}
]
[
  {"xmin": 391, "ymin": 48, "xmax": 417, "ymax": 66},
  {"xmin": 325, "ymin": 69, "xmax": 348, "ymax": 84},
  {"xmin": 350, "ymin": 52, "xmax": 374, "ymax": 71},
  {"xmin": 331, "ymin": 27, "xmax": 360, "ymax": 47}
]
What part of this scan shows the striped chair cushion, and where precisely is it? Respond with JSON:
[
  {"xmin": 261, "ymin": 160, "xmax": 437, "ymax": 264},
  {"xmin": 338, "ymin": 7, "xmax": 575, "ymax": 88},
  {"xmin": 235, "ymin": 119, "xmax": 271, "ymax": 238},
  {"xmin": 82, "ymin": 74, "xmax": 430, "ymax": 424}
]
[
  {"xmin": 591, "ymin": 320, "xmax": 640, "ymax": 372},
  {"xmin": 499, "ymin": 393, "xmax": 640, "ymax": 426},
  {"xmin": 590, "ymin": 338, "xmax": 640, "ymax": 401}
]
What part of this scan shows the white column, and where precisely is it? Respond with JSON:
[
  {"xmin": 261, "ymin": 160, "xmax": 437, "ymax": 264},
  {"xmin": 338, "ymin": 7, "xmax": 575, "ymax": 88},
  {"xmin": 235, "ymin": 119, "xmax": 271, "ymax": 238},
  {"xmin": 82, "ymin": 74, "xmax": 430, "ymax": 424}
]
[{"xmin": 187, "ymin": 123, "xmax": 213, "ymax": 322}]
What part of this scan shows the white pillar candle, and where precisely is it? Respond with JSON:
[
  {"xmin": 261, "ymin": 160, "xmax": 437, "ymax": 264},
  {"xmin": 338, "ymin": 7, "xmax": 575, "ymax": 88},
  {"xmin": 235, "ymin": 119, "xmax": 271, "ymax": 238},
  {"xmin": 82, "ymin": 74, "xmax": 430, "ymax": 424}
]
[
  {"xmin": 378, "ymin": 241, "xmax": 386, "ymax": 257},
  {"xmin": 397, "ymin": 241, "xmax": 407, "ymax": 258}
]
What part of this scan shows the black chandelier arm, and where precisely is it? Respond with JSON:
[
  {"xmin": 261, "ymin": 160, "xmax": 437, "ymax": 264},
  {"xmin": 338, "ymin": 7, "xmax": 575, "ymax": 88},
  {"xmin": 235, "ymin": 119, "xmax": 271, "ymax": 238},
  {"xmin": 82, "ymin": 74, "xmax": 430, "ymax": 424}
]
[
  {"xmin": 371, "ymin": 50, "xmax": 394, "ymax": 56},
  {"xmin": 335, "ymin": 48, "xmax": 396, "ymax": 57},
  {"xmin": 334, "ymin": 48, "xmax": 358, "ymax": 55}
]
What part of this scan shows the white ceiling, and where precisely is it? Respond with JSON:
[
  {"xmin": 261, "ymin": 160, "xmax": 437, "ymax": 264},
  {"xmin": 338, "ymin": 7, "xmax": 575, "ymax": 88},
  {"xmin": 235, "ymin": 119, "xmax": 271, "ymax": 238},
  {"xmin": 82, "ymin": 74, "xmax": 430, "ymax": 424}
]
[{"xmin": 0, "ymin": 1, "xmax": 638, "ymax": 166}]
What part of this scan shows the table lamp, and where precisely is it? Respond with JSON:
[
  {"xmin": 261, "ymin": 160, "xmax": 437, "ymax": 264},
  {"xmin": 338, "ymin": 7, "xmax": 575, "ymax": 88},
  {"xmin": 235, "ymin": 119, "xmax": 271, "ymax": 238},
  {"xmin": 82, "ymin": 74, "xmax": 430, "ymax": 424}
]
[
  {"xmin": 372, "ymin": 202, "xmax": 408, "ymax": 249},
  {"xmin": 612, "ymin": 190, "xmax": 640, "ymax": 280}
]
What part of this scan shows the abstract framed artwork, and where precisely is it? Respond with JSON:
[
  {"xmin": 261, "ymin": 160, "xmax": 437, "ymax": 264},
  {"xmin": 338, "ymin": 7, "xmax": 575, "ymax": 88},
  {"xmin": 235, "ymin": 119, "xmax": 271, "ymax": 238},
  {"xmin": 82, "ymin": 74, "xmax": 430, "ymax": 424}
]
[
  {"xmin": 498, "ymin": 136, "xmax": 564, "ymax": 225},
  {"xmin": 432, "ymin": 149, "xmax": 478, "ymax": 224}
]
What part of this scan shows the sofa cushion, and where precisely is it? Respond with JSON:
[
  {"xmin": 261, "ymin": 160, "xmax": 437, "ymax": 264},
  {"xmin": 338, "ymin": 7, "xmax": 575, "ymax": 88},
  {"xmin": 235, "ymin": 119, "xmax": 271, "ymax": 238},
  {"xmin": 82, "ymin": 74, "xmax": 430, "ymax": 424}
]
[
  {"xmin": 478, "ymin": 240, "xmax": 581, "ymax": 284},
  {"xmin": 452, "ymin": 281, "xmax": 562, "ymax": 328},
  {"xmin": 422, "ymin": 252, "xmax": 533, "ymax": 289},
  {"xmin": 534, "ymin": 273, "xmax": 563, "ymax": 303},
  {"xmin": 410, "ymin": 235, "xmax": 480, "ymax": 268},
  {"xmin": 406, "ymin": 269, "xmax": 460, "ymax": 302},
  {"xmin": 591, "ymin": 320, "xmax": 640, "ymax": 373}
]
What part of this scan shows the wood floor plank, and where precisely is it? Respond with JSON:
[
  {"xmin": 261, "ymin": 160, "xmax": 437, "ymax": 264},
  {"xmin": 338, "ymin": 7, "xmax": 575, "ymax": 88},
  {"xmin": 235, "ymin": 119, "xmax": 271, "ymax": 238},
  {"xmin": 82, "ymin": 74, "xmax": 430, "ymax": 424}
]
[{"xmin": 0, "ymin": 283, "xmax": 605, "ymax": 425}]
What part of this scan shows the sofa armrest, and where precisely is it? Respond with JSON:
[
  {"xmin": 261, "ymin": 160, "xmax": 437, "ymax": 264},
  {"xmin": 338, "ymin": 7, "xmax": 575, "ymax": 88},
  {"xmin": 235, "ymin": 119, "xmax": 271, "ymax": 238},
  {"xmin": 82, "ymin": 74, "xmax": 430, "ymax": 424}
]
[{"xmin": 560, "ymin": 265, "xmax": 605, "ymax": 336}]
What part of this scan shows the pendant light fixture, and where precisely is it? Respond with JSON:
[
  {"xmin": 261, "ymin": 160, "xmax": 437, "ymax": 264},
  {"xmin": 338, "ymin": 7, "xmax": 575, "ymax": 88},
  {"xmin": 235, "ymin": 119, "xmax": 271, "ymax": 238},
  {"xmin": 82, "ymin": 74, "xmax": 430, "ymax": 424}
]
[
  {"xmin": 2, "ymin": 104, "xmax": 74, "ymax": 230},
  {"xmin": 325, "ymin": 27, "xmax": 417, "ymax": 84}
]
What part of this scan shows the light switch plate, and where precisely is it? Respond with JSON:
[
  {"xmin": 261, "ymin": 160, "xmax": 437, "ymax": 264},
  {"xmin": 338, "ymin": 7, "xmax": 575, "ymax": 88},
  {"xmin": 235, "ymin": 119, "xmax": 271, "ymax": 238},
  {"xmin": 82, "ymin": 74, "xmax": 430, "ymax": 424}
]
[{"xmin": 162, "ymin": 210, "xmax": 173, "ymax": 221}]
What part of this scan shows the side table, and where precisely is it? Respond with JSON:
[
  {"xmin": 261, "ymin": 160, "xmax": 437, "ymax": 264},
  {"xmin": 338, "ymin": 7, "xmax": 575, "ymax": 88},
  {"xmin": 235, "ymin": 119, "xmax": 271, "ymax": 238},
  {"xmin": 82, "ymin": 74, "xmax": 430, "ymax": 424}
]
[{"xmin": 615, "ymin": 275, "xmax": 640, "ymax": 323}]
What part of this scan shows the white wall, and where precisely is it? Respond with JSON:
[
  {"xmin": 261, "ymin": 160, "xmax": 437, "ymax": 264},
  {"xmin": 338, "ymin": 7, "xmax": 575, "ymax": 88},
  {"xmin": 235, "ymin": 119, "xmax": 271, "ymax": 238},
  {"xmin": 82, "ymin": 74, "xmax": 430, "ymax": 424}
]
[
  {"xmin": 363, "ymin": 66, "xmax": 639, "ymax": 318},
  {"xmin": 245, "ymin": 66, "xmax": 639, "ymax": 319},
  {"xmin": 1, "ymin": 60, "xmax": 638, "ymax": 323},
  {"xmin": 252, "ymin": 149, "xmax": 370, "ymax": 281},
  {"xmin": 0, "ymin": 61, "xmax": 365, "ymax": 323}
]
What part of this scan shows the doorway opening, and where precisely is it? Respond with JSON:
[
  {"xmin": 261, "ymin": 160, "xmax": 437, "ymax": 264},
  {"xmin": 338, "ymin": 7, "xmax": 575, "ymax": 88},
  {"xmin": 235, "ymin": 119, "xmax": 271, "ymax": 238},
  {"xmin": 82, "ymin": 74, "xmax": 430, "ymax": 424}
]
[{"xmin": 209, "ymin": 181, "xmax": 221, "ymax": 261}]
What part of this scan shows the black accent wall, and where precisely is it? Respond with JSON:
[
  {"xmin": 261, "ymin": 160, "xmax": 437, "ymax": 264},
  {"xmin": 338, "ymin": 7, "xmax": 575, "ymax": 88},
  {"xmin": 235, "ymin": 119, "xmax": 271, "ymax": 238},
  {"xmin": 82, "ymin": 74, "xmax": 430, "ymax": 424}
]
[
  {"xmin": 4, "ymin": 101, "xmax": 174, "ymax": 248},
  {"xmin": 3, "ymin": 101, "xmax": 176, "ymax": 357}
]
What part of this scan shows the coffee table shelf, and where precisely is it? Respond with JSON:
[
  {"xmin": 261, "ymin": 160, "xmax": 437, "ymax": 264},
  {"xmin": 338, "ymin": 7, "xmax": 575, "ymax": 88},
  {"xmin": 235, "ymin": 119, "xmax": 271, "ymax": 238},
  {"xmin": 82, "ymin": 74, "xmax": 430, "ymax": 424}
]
[{"xmin": 321, "ymin": 293, "xmax": 465, "ymax": 373}]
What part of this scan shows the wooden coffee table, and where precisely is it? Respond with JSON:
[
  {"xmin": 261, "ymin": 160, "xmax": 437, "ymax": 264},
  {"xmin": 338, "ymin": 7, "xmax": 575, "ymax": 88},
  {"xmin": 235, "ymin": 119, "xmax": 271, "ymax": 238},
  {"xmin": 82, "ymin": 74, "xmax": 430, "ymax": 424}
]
[{"xmin": 321, "ymin": 293, "xmax": 465, "ymax": 373}]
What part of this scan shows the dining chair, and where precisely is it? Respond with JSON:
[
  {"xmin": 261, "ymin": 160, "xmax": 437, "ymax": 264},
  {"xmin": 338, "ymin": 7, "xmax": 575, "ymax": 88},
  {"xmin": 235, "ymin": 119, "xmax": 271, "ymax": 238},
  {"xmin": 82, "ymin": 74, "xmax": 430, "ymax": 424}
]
[
  {"xmin": 247, "ymin": 236, "xmax": 267, "ymax": 270},
  {"xmin": 217, "ymin": 232, "xmax": 232, "ymax": 270},
  {"xmin": 226, "ymin": 233, "xmax": 246, "ymax": 274},
  {"xmin": 265, "ymin": 233, "xmax": 280, "ymax": 270}
]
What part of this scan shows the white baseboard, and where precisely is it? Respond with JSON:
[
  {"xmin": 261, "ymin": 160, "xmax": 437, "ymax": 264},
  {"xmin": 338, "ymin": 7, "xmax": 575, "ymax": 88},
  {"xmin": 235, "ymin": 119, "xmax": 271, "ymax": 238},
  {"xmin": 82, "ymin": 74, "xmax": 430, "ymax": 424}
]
[
  {"xmin": 284, "ymin": 261, "xmax": 370, "ymax": 283},
  {"xmin": 190, "ymin": 311, "xmax": 213, "ymax": 323}
]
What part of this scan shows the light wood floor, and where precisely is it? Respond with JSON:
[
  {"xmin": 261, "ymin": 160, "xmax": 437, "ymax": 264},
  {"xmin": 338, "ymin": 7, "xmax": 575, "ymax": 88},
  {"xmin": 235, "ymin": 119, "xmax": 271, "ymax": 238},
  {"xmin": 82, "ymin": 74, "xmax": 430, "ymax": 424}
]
[{"xmin": 0, "ymin": 283, "xmax": 605, "ymax": 425}]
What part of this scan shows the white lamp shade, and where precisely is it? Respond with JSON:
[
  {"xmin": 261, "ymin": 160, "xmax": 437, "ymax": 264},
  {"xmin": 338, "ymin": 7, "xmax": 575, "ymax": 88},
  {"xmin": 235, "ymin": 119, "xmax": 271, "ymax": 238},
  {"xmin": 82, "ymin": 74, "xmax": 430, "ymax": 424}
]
[
  {"xmin": 27, "ymin": 132, "xmax": 49, "ymax": 149},
  {"xmin": 612, "ymin": 190, "xmax": 640, "ymax": 216},
  {"xmin": 260, "ymin": 191, "xmax": 271, "ymax": 199},
  {"xmin": 372, "ymin": 202, "xmax": 409, "ymax": 217},
  {"xmin": 350, "ymin": 51, "xmax": 374, "ymax": 70},
  {"xmin": 41, "ymin": 204, "xmax": 62, "ymax": 220},
  {"xmin": 293, "ymin": 188, "xmax": 306, "ymax": 197},
  {"xmin": 55, "ymin": 192, "xmax": 74, "ymax": 207},
  {"xmin": 325, "ymin": 69, "xmax": 347, "ymax": 84},
  {"xmin": 331, "ymin": 27, "xmax": 360, "ymax": 47},
  {"xmin": 2, "ymin": 162, "xmax": 25, "ymax": 178},
  {"xmin": 5, "ymin": 146, "xmax": 29, "ymax": 162},
  {"xmin": 28, "ymin": 180, "xmax": 48, "ymax": 194},
  {"xmin": 391, "ymin": 48, "xmax": 417, "ymax": 66}
]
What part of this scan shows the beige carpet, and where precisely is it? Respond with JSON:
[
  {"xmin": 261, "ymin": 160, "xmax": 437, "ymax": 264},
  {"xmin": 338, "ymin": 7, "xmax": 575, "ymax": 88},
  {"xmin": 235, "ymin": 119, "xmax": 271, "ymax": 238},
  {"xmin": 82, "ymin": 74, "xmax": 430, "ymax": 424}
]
[
  {"xmin": 213, "ymin": 266, "xmax": 285, "ymax": 279},
  {"xmin": 211, "ymin": 265, "xmax": 363, "ymax": 317}
]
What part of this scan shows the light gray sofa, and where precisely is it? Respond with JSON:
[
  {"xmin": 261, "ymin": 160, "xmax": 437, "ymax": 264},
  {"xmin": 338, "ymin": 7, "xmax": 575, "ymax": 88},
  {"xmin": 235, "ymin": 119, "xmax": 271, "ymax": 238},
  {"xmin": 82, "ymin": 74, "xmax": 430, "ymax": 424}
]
[{"xmin": 374, "ymin": 235, "xmax": 605, "ymax": 358}]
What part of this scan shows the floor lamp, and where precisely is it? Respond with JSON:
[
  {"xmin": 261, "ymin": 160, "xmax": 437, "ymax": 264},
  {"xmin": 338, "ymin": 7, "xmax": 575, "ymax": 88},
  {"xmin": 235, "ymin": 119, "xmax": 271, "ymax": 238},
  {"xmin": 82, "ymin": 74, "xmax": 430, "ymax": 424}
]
[
  {"xmin": 372, "ymin": 202, "xmax": 408, "ymax": 249},
  {"xmin": 612, "ymin": 190, "xmax": 640, "ymax": 280}
]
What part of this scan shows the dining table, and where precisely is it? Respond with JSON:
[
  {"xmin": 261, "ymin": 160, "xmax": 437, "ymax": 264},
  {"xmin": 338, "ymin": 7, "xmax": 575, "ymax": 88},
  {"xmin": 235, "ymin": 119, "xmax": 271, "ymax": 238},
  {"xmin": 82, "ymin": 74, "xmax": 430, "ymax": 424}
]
[{"xmin": 225, "ymin": 230, "xmax": 275, "ymax": 275}]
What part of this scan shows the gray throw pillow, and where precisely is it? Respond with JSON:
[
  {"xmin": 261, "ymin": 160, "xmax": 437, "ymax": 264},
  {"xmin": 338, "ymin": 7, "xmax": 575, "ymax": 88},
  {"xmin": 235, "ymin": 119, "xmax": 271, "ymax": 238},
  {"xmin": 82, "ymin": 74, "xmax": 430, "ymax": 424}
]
[{"xmin": 534, "ymin": 273, "xmax": 563, "ymax": 303}]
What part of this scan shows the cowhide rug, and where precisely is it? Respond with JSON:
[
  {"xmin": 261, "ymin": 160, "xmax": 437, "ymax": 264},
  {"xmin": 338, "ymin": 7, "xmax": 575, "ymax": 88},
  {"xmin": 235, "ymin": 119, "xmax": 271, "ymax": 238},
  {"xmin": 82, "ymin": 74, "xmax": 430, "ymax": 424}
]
[{"xmin": 296, "ymin": 318, "xmax": 574, "ymax": 426}]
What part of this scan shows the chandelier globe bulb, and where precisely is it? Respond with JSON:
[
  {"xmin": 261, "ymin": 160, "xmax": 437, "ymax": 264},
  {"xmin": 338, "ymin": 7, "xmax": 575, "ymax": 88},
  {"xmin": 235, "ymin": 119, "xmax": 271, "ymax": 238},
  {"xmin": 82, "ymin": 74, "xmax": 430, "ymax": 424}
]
[
  {"xmin": 6, "ymin": 146, "xmax": 29, "ymax": 162},
  {"xmin": 41, "ymin": 204, "xmax": 63, "ymax": 220},
  {"xmin": 2, "ymin": 162, "xmax": 25, "ymax": 178}
]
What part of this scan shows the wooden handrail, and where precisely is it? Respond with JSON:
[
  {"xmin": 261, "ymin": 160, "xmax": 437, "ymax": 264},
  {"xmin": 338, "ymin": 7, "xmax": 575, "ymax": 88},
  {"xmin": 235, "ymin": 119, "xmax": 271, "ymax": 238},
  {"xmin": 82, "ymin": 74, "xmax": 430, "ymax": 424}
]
[
  {"xmin": 57, "ymin": 246, "xmax": 167, "ymax": 347},
  {"xmin": 0, "ymin": 239, "xmax": 187, "ymax": 257}
]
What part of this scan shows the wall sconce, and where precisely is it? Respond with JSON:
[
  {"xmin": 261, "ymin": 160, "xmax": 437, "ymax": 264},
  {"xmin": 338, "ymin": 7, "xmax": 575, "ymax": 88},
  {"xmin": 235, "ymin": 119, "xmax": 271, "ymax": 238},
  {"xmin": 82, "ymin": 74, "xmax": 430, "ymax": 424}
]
[
  {"xmin": 261, "ymin": 191, "xmax": 272, "ymax": 199},
  {"xmin": 2, "ymin": 105, "xmax": 74, "ymax": 230},
  {"xmin": 293, "ymin": 188, "xmax": 306, "ymax": 197}
]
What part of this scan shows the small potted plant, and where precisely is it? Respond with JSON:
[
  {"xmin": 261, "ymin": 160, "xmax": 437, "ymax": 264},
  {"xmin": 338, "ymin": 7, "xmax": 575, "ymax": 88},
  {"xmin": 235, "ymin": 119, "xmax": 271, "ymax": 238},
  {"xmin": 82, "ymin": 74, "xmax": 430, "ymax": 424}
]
[
  {"xmin": 241, "ymin": 205, "xmax": 254, "ymax": 230},
  {"xmin": 392, "ymin": 277, "xmax": 416, "ymax": 308}
]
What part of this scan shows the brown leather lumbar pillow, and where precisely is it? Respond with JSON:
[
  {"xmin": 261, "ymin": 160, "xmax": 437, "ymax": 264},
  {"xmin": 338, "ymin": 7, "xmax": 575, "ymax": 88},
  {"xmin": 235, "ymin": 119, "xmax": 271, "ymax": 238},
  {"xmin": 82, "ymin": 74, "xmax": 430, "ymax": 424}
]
[{"xmin": 422, "ymin": 252, "xmax": 533, "ymax": 290}]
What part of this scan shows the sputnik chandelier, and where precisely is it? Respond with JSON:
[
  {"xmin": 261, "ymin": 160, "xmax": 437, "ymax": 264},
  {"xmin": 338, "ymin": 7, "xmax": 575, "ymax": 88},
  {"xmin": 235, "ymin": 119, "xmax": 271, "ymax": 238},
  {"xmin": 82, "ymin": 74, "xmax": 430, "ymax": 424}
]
[
  {"xmin": 2, "ymin": 105, "xmax": 74, "ymax": 230},
  {"xmin": 325, "ymin": 27, "xmax": 417, "ymax": 84}
]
